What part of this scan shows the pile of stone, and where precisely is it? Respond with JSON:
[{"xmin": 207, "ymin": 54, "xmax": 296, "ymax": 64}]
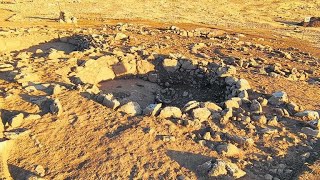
[
  {"xmin": 197, "ymin": 159, "xmax": 246, "ymax": 179},
  {"xmin": 63, "ymin": 33, "xmax": 128, "ymax": 51},
  {"xmin": 168, "ymin": 26, "xmax": 226, "ymax": 39},
  {"xmin": 265, "ymin": 63, "xmax": 309, "ymax": 81}
]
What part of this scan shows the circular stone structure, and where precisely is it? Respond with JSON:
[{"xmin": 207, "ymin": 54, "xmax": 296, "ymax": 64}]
[{"xmin": 67, "ymin": 34, "xmax": 249, "ymax": 117}]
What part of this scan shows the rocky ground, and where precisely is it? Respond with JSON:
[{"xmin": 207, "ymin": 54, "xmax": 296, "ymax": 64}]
[{"xmin": 0, "ymin": 0, "xmax": 320, "ymax": 180}]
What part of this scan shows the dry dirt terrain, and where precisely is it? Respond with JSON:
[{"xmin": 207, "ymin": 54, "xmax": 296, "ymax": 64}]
[{"xmin": 0, "ymin": 0, "xmax": 320, "ymax": 180}]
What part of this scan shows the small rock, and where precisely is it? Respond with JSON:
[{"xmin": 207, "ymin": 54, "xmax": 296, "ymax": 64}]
[
  {"xmin": 35, "ymin": 165, "xmax": 45, "ymax": 177},
  {"xmin": 162, "ymin": 58, "xmax": 179, "ymax": 73},
  {"xmin": 252, "ymin": 115, "xmax": 267, "ymax": 124},
  {"xmin": 197, "ymin": 160, "xmax": 213, "ymax": 174},
  {"xmin": 295, "ymin": 110, "xmax": 319, "ymax": 120},
  {"xmin": 161, "ymin": 135, "xmax": 176, "ymax": 142},
  {"xmin": 117, "ymin": 102, "xmax": 142, "ymax": 116},
  {"xmin": 217, "ymin": 143, "xmax": 241, "ymax": 157},
  {"xmin": 192, "ymin": 108, "xmax": 211, "ymax": 121},
  {"xmin": 203, "ymin": 132, "xmax": 211, "ymax": 140},
  {"xmin": 102, "ymin": 94, "xmax": 120, "ymax": 110},
  {"xmin": 224, "ymin": 99, "xmax": 240, "ymax": 109},
  {"xmin": 236, "ymin": 79, "xmax": 251, "ymax": 90},
  {"xmin": 49, "ymin": 99, "xmax": 63, "ymax": 116},
  {"xmin": 8, "ymin": 113, "xmax": 24, "ymax": 128},
  {"xmin": 159, "ymin": 106, "xmax": 182, "ymax": 119},
  {"xmin": 268, "ymin": 91, "xmax": 288, "ymax": 105},
  {"xmin": 267, "ymin": 116, "xmax": 278, "ymax": 126},
  {"xmin": 114, "ymin": 33, "xmax": 128, "ymax": 41},
  {"xmin": 258, "ymin": 97, "xmax": 268, "ymax": 106},
  {"xmin": 202, "ymin": 101, "xmax": 222, "ymax": 112},
  {"xmin": 182, "ymin": 101, "xmax": 200, "ymax": 112},
  {"xmin": 208, "ymin": 160, "xmax": 228, "ymax": 177},
  {"xmin": 225, "ymin": 161, "xmax": 246, "ymax": 179},
  {"xmin": 287, "ymin": 101, "xmax": 303, "ymax": 114},
  {"xmin": 264, "ymin": 174, "xmax": 273, "ymax": 180},
  {"xmin": 148, "ymin": 73, "xmax": 158, "ymax": 82},
  {"xmin": 51, "ymin": 84, "xmax": 62, "ymax": 95},
  {"xmin": 143, "ymin": 103, "xmax": 162, "ymax": 116},
  {"xmin": 301, "ymin": 127, "xmax": 320, "ymax": 138},
  {"xmin": 250, "ymin": 100, "xmax": 262, "ymax": 113}
]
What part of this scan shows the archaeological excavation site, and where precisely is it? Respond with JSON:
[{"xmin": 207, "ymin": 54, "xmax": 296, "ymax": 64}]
[{"xmin": 0, "ymin": 0, "xmax": 320, "ymax": 180}]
